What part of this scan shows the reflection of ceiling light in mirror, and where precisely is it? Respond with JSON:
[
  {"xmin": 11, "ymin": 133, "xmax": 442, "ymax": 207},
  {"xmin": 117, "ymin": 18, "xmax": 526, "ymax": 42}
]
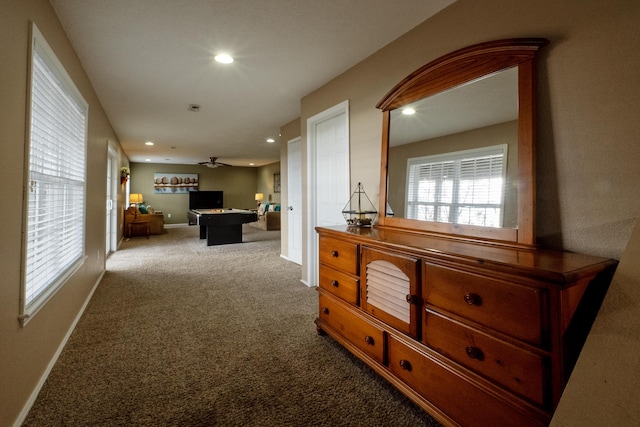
[
  {"xmin": 145, "ymin": 159, "xmax": 151, "ymax": 162},
  {"xmin": 266, "ymin": 138, "xmax": 275, "ymax": 143},
  {"xmin": 402, "ymin": 108, "xmax": 416, "ymax": 115},
  {"xmin": 145, "ymin": 141, "xmax": 154, "ymax": 145},
  {"xmin": 214, "ymin": 54, "xmax": 234, "ymax": 64}
]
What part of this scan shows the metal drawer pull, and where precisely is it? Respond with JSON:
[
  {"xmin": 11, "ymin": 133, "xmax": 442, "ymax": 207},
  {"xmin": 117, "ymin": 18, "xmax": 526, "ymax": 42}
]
[
  {"xmin": 465, "ymin": 346, "xmax": 485, "ymax": 361},
  {"xmin": 364, "ymin": 336, "xmax": 375, "ymax": 345},
  {"xmin": 399, "ymin": 359, "xmax": 412, "ymax": 371},
  {"xmin": 463, "ymin": 292, "xmax": 481, "ymax": 306},
  {"xmin": 331, "ymin": 250, "xmax": 339, "ymax": 257},
  {"xmin": 331, "ymin": 280, "xmax": 339, "ymax": 287},
  {"xmin": 322, "ymin": 307, "xmax": 329, "ymax": 315}
]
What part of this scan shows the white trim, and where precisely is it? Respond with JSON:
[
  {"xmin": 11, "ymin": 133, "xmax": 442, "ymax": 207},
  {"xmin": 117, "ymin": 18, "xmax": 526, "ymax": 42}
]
[
  {"xmin": 165, "ymin": 223, "xmax": 190, "ymax": 228},
  {"xmin": 107, "ymin": 146, "xmax": 119, "ymax": 255},
  {"xmin": 13, "ymin": 271, "xmax": 104, "ymax": 427},
  {"xmin": 287, "ymin": 136, "xmax": 303, "ymax": 266},
  {"xmin": 305, "ymin": 100, "xmax": 349, "ymax": 288}
]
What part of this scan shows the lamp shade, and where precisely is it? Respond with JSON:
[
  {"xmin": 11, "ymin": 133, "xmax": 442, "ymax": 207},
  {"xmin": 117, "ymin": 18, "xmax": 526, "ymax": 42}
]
[
  {"xmin": 254, "ymin": 193, "xmax": 264, "ymax": 202},
  {"xmin": 129, "ymin": 193, "xmax": 143, "ymax": 204}
]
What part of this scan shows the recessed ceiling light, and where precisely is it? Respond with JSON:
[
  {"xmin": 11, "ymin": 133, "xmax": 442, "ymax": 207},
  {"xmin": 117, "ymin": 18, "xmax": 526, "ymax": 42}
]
[
  {"xmin": 266, "ymin": 138, "xmax": 275, "ymax": 143},
  {"xmin": 402, "ymin": 107, "xmax": 416, "ymax": 115},
  {"xmin": 145, "ymin": 159, "xmax": 151, "ymax": 162},
  {"xmin": 249, "ymin": 162, "xmax": 255, "ymax": 166},
  {"xmin": 145, "ymin": 141, "xmax": 154, "ymax": 146},
  {"xmin": 214, "ymin": 54, "xmax": 234, "ymax": 64}
]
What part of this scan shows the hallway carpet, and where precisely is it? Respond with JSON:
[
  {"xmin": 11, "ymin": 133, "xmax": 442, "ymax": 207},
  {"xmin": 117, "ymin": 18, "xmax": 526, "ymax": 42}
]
[{"xmin": 23, "ymin": 225, "xmax": 439, "ymax": 426}]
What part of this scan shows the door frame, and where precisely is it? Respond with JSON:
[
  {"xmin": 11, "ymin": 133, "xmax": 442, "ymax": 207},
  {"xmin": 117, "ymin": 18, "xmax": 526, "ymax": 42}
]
[
  {"xmin": 287, "ymin": 136, "xmax": 302, "ymax": 265},
  {"xmin": 106, "ymin": 147, "xmax": 119, "ymax": 255},
  {"xmin": 306, "ymin": 100, "xmax": 349, "ymax": 287}
]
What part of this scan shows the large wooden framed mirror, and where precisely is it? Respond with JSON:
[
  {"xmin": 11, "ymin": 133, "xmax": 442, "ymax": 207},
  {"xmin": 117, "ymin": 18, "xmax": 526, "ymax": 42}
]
[{"xmin": 377, "ymin": 38, "xmax": 548, "ymax": 247}]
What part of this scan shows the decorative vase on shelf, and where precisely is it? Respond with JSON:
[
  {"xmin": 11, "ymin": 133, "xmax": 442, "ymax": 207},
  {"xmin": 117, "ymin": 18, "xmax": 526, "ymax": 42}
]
[{"xmin": 342, "ymin": 182, "xmax": 377, "ymax": 227}]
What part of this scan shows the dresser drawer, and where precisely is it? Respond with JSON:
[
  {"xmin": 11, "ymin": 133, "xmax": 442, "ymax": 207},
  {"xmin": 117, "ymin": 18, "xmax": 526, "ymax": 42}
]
[
  {"xmin": 318, "ymin": 293, "xmax": 384, "ymax": 364},
  {"xmin": 388, "ymin": 335, "xmax": 546, "ymax": 427},
  {"xmin": 319, "ymin": 236, "xmax": 359, "ymax": 275},
  {"xmin": 424, "ymin": 263, "xmax": 547, "ymax": 346},
  {"xmin": 319, "ymin": 266, "xmax": 359, "ymax": 306},
  {"xmin": 424, "ymin": 310, "xmax": 547, "ymax": 406}
]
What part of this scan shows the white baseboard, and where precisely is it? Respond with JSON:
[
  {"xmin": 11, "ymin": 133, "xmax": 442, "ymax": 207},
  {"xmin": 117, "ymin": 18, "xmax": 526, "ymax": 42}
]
[
  {"xmin": 301, "ymin": 279, "xmax": 315, "ymax": 288},
  {"xmin": 279, "ymin": 253, "xmax": 302, "ymax": 265},
  {"xmin": 14, "ymin": 271, "xmax": 104, "ymax": 427}
]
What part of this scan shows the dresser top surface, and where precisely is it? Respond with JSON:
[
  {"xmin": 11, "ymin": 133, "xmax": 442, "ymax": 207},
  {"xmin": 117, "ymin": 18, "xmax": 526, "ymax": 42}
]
[{"xmin": 317, "ymin": 225, "xmax": 616, "ymax": 285}]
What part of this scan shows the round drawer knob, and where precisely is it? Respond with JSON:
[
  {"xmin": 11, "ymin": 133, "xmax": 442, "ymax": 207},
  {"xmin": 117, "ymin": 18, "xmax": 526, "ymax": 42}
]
[
  {"xmin": 465, "ymin": 346, "xmax": 484, "ymax": 361},
  {"xmin": 463, "ymin": 292, "xmax": 481, "ymax": 306},
  {"xmin": 331, "ymin": 280, "xmax": 339, "ymax": 287},
  {"xmin": 322, "ymin": 307, "xmax": 329, "ymax": 315},
  {"xmin": 364, "ymin": 336, "xmax": 374, "ymax": 345},
  {"xmin": 399, "ymin": 359, "xmax": 412, "ymax": 371},
  {"xmin": 331, "ymin": 250, "xmax": 339, "ymax": 258}
]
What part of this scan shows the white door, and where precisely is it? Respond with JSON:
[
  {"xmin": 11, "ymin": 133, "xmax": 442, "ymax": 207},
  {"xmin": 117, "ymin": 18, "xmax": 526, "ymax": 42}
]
[
  {"xmin": 287, "ymin": 137, "xmax": 302, "ymax": 265},
  {"xmin": 106, "ymin": 149, "xmax": 118, "ymax": 255},
  {"xmin": 306, "ymin": 100, "xmax": 350, "ymax": 286}
]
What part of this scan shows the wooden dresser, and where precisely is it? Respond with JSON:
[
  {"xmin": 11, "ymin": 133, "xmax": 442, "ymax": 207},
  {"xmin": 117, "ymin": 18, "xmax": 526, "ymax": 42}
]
[{"xmin": 315, "ymin": 225, "xmax": 616, "ymax": 427}]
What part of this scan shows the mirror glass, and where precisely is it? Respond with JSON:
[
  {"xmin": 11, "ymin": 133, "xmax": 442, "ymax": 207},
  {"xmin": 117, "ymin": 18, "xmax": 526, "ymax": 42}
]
[{"xmin": 386, "ymin": 67, "xmax": 519, "ymax": 229}]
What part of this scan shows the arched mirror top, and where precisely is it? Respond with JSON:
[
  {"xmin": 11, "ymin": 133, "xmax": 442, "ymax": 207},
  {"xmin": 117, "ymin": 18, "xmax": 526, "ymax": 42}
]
[{"xmin": 377, "ymin": 38, "xmax": 548, "ymax": 248}]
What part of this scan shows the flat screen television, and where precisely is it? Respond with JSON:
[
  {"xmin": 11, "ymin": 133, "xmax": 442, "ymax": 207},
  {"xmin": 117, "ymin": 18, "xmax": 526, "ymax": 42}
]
[{"xmin": 189, "ymin": 191, "xmax": 223, "ymax": 210}]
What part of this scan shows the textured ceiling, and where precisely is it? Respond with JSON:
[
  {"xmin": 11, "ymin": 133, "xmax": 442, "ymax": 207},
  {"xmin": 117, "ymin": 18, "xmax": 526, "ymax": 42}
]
[{"xmin": 50, "ymin": 0, "xmax": 456, "ymax": 166}]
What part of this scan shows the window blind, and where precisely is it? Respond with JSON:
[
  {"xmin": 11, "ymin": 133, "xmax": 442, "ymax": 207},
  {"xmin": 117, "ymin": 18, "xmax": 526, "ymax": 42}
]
[
  {"xmin": 22, "ymin": 24, "xmax": 88, "ymax": 322},
  {"xmin": 406, "ymin": 145, "xmax": 506, "ymax": 227}
]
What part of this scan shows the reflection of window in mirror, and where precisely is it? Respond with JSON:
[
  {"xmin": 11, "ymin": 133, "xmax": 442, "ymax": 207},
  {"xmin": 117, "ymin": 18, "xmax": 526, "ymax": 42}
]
[
  {"xmin": 405, "ymin": 145, "xmax": 507, "ymax": 227},
  {"xmin": 388, "ymin": 120, "xmax": 519, "ymax": 228}
]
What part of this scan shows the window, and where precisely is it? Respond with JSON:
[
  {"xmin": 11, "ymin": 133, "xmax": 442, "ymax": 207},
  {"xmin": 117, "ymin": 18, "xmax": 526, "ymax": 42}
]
[
  {"xmin": 406, "ymin": 145, "xmax": 507, "ymax": 228},
  {"xmin": 20, "ymin": 24, "xmax": 88, "ymax": 325}
]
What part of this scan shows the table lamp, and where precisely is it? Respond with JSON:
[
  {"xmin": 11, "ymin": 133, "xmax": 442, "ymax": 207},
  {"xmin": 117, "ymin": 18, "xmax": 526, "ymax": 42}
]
[
  {"xmin": 255, "ymin": 193, "xmax": 264, "ymax": 207},
  {"xmin": 129, "ymin": 193, "xmax": 143, "ymax": 219}
]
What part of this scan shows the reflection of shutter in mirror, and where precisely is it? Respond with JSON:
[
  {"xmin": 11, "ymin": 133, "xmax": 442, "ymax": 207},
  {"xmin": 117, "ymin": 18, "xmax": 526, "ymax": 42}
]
[{"xmin": 366, "ymin": 260, "xmax": 410, "ymax": 324}]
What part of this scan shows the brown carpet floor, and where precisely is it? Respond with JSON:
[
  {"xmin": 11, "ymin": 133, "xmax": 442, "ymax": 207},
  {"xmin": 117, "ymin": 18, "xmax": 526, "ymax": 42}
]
[{"xmin": 23, "ymin": 225, "xmax": 440, "ymax": 426}]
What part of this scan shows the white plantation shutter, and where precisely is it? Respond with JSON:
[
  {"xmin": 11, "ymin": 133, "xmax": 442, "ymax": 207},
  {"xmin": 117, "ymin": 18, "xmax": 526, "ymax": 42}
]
[
  {"xmin": 406, "ymin": 145, "xmax": 506, "ymax": 227},
  {"xmin": 21, "ymin": 24, "xmax": 88, "ymax": 324}
]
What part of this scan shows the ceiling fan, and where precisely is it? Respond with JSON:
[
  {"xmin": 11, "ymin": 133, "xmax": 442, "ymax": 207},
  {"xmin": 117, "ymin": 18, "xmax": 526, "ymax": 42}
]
[{"xmin": 197, "ymin": 157, "xmax": 233, "ymax": 168}]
